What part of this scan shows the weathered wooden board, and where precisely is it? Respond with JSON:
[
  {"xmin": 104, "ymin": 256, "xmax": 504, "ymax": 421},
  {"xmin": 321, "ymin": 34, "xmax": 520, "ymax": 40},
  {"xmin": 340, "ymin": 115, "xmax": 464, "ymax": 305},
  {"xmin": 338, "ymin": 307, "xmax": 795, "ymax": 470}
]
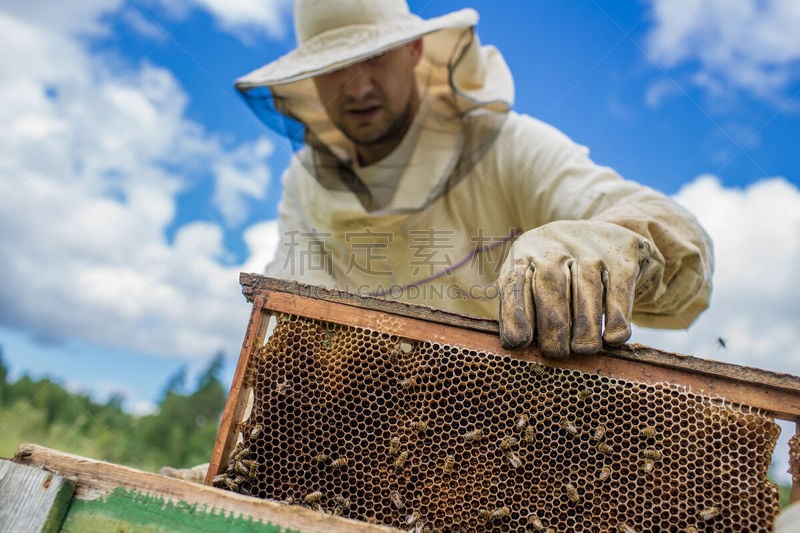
[
  {"xmin": 12, "ymin": 443, "xmax": 401, "ymax": 533},
  {"xmin": 0, "ymin": 459, "xmax": 74, "ymax": 533}
]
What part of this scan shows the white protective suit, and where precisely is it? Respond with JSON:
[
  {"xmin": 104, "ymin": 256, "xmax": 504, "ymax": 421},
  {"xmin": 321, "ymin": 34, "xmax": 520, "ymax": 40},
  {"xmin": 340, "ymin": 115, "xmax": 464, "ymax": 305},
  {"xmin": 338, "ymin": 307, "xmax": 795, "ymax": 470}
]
[{"xmin": 266, "ymin": 101, "xmax": 712, "ymax": 328}]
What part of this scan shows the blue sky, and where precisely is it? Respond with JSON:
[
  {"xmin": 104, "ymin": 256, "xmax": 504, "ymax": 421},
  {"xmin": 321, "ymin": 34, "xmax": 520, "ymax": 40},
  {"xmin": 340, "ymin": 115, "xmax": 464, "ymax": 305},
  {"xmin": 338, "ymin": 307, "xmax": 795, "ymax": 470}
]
[{"xmin": 1, "ymin": 0, "xmax": 799, "ymax": 454}]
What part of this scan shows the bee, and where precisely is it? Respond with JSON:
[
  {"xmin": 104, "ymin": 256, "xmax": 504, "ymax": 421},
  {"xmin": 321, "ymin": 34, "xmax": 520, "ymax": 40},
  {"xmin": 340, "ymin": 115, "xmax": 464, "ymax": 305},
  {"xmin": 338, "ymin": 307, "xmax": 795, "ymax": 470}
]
[
  {"xmin": 590, "ymin": 424, "xmax": 606, "ymax": 442},
  {"xmin": 500, "ymin": 436, "xmax": 519, "ymax": 450},
  {"xmin": 617, "ymin": 523, "xmax": 637, "ymax": 533},
  {"xmin": 389, "ymin": 436, "xmax": 401, "ymax": 455},
  {"xmin": 400, "ymin": 376, "xmax": 418, "ymax": 390},
  {"xmin": 409, "ymin": 421, "xmax": 428, "ymax": 432},
  {"xmin": 211, "ymin": 473, "xmax": 228, "ymax": 486},
  {"xmin": 640, "ymin": 426, "xmax": 656, "ymax": 438},
  {"xmin": 220, "ymin": 476, "xmax": 238, "ymax": 492},
  {"xmin": 640, "ymin": 459, "xmax": 655, "ymax": 474},
  {"xmin": 527, "ymin": 513, "xmax": 545, "ymax": 531},
  {"xmin": 576, "ymin": 388, "xmax": 592, "ymax": 401},
  {"xmin": 334, "ymin": 495, "xmax": 351, "ymax": 508},
  {"xmin": 598, "ymin": 466, "xmax": 612, "ymax": 481},
  {"xmin": 395, "ymin": 450, "xmax": 410, "ymax": 469},
  {"xmin": 329, "ymin": 457, "xmax": 348, "ymax": 469},
  {"xmin": 700, "ymin": 506, "xmax": 720, "ymax": 521},
  {"xmin": 516, "ymin": 415, "xmax": 529, "ymax": 430},
  {"xmin": 565, "ymin": 483, "xmax": 579, "ymax": 503},
  {"xmin": 530, "ymin": 362, "xmax": 547, "ymax": 376},
  {"xmin": 275, "ymin": 380, "xmax": 292, "ymax": 395},
  {"xmin": 505, "ymin": 450, "xmax": 523, "ymax": 469},
  {"xmin": 597, "ymin": 442, "xmax": 614, "ymax": 455},
  {"xmin": 312, "ymin": 453, "xmax": 330, "ymax": 465},
  {"xmin": 389, "ymin": 490, "xmax": 405, "ymax": 510},
  {"xmin": 559, "ymin": 417, "xmax": 578, "ymax": 436},
  {"xmin": 233, "ymin": 460, "xmax": 249, "ymax": 477},
  {"xmin": 479, "ymin": 506, "xmax": 510, "ymax": 522},
  {"xmin": 233, "ymin": 444, "xmax": 250, "ymax": 461},
  {"xmin": 304, "ymin": 491, "xmax": 323, "ymax": 504},
  {"xmin": 643, "ymin": 448, "xmax": 662, "ymax": 461},
  {"xmin": 443, "ymin": 455, "xmax": 456, "ymax": 473},
  {"xmin": 523, "ymin": 425, "xmax": 536, "ymax": 443},
  {"xmin": 406, "ymin": 511, "xmax": 421, "ymax": 526},
  {"xmin": 464, "ymin": 428, "xmax": 485, "ymax": 442},
  {"xmin": 249, "ymin": 424, "xmax": 263, "ymax": 440}
]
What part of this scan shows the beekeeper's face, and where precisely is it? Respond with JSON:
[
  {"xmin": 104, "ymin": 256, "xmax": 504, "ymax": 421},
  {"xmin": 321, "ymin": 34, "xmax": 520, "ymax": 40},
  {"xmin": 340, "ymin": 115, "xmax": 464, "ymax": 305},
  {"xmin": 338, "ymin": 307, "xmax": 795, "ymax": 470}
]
[{"xmin": 313, "ymin": 39, "xmax": 422, "ymax": 165}]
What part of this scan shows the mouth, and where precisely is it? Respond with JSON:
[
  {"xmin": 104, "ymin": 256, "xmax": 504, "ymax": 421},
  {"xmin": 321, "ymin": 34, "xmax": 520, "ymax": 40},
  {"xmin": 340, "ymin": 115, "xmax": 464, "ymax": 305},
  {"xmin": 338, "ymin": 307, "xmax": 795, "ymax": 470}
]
[{"xmin": 346, "ymin": 105, "xmax": 381, "ymax": 120}]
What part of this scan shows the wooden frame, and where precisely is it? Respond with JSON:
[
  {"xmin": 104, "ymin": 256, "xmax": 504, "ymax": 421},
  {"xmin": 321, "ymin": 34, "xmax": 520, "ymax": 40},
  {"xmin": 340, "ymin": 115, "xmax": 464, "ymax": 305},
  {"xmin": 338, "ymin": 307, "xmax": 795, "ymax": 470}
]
[{"xmin": 207, "ymin": 274, "xmax": 800, "ymax": 502}]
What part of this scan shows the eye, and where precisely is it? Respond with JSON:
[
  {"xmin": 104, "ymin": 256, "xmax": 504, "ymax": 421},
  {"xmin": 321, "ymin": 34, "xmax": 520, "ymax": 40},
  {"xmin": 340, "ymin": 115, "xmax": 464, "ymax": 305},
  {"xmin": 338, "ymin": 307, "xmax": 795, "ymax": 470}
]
[{"xmin": 367, "ymin": 51, "xmax": 388, "ymax": 64}]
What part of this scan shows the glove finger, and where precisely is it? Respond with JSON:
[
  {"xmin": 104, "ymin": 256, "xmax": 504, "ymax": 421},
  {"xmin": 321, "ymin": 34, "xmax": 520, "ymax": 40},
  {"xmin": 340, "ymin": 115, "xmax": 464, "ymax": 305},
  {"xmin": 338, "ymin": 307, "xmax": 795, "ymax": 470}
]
[
  {"xmin": 570, "ymin": 261, "xmax": 604, "ymax": 354},
  {"xmin": 535, "ymin": 259, "xmax": 572, "ymax": 359},
  {"xmin": 499, "ymin": 264, "xmax": 535, "ymax": 349},
  {"xmin": 602, "ymin": 268, "xmax": 635, "ymax": 345}
]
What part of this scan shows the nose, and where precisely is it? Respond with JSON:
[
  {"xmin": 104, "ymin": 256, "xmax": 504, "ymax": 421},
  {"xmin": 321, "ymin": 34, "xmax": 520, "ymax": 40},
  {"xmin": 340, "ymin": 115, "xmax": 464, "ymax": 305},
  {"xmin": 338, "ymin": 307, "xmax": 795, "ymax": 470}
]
[{"xmin": 340, "ymin": 62, "xmax": 375, "ymax": 101}]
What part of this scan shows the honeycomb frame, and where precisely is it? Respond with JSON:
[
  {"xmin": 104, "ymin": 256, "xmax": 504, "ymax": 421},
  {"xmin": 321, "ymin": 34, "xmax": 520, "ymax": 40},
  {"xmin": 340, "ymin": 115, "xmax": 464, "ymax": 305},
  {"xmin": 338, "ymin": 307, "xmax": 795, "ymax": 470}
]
[{"xmin": 207, "ymin": 275, "xmax": 800, "ymax": 533}]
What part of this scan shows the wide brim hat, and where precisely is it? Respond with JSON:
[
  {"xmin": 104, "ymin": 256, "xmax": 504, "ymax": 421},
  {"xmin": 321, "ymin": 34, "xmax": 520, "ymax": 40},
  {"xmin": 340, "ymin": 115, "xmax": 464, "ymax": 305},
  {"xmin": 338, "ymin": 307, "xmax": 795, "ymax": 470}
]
[{"xmin": 235, "ymin": 1, "xmax": 479, "ymax": 88}]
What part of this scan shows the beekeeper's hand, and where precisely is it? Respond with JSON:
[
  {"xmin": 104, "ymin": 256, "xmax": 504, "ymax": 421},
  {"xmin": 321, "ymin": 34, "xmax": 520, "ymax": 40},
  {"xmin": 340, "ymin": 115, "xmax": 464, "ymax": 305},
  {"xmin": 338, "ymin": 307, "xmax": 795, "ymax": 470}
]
[{"xmin": 498, "ymin": 220, "xmax": 653, "ymax": 358}]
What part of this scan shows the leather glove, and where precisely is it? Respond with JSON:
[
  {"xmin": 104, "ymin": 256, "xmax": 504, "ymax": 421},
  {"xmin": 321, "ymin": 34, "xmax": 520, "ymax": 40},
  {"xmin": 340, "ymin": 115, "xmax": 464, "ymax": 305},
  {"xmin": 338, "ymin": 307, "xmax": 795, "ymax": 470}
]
[{"xmin": 498, "ymin": 220, "xmax": 653, "ymax": 358}]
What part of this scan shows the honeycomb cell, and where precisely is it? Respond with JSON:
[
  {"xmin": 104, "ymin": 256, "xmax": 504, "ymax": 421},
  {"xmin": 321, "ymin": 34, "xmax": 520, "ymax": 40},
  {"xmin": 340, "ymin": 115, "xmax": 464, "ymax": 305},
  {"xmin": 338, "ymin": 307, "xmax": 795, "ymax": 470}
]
[{"xmin": 212, "ymin": 313, "xmax": 783, "ymax": 532}]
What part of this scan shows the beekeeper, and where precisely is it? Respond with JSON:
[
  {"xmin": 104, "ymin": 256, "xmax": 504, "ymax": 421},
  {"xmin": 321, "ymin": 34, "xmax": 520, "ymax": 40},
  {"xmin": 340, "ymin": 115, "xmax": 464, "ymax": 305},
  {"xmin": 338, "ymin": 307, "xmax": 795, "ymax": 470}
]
[
  {"xmin": 162, "ymin": 0, "xmax": 715, "ymax": 484},
  {"xmin": 234, "ymin": 0, "xmax": 713, "ymax": 360}
]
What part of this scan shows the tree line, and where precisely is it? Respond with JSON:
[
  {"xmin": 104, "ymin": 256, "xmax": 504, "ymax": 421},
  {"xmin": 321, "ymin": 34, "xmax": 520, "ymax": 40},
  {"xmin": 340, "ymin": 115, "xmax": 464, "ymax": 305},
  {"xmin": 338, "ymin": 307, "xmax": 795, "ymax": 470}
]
[{"xmin": 0, "ymin": 346, "xmax": 226, "ymax": 473}]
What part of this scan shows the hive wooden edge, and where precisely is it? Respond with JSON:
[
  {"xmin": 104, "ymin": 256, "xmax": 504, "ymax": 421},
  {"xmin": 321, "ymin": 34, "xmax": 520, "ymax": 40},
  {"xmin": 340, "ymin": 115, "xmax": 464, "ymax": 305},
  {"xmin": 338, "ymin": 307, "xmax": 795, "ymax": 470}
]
[
  {"xmin": 10, "ymin": 443, "xmax": 403, "ymax": 533},
  {"xmin": 239, "ymin": 273, "xmax": 800, "ymax": 401}
]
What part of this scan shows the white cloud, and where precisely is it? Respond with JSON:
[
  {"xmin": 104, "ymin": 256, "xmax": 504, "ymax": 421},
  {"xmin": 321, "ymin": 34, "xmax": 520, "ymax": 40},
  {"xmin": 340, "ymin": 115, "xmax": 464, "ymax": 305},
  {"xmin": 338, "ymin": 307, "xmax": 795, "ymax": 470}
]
[
  {"xmin": 0, "ymin": 10, "xmax": 278, "ymax": 359},
  {"xmin": 632, "ymin": 175, "xmax": 800, "ymax": 377},
  {"xmin": 646, "ymin": 0, "xmax": 800, "ymax": 103},
  {"xmin": 213, "ymin": 138, "xmax": 274, "ymax": 227}
]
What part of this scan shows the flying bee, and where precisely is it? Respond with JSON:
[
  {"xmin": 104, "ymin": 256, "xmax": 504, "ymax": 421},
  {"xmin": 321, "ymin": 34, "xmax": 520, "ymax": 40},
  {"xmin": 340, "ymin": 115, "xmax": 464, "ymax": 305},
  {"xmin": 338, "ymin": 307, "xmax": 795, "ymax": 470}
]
[
  {"xmin": 591, "ymin": 424, "xmax": 606, "ymax": 442},
  {"xmin": 516, "ymin": 415, "xmax": 529, "ymax": 430},
  {"xmin": 389, "ymin": 490, "xmax": 405, "ymax": 510},
  {"xmin": 464, "ymin": 428, "xmax": 485, "ymax": 442},
  {"xmin": 559, "ymin": 417, "xmax": 578, "ymax": 436},
  {"xmin": 524, "ymin": 425, "xmax": 536, "ymax": 443},
  {"xmin": 409, "ymin": 421, "xmax": 428, "ymax": 433},
  {"xmin": 406, "ymin": 511, "xmax": 421, "ymax": 526},
  {"xmin": 640, "ymin": 459, "xmax": 655, "ymax": 474},
  {"xmin": 400, "ymin": 376, "xmax": 418, "ymax": 390},
  {"xmin": 527, "ymin": 513, "xmax": 545, "ymax": 531},
  {"xmin": 500, "ymin": 436, "xmax": 519, "ymax": 450},
  {"xmin": 312, "ymin": 453, "xmax": 330, "ymax": 465},
  {"xmin": 699, "ymin": 506, "xmax": 720, "ymax": 521},
  {"xmin": 576, "ymin": 388, "xmax": 592, "ymax": 401},
  {"xmin": 329, "ymin": 457, "xmax": 348, "ymax": 469},
  {"xmin": 479, "ymin": 506, "xmax": 510, "ymax": 522},
  {"xmin": 443, "ymin": 455, "xmax": 456, "ymax": 473},
  {"xmin": 389, "ymin": 436, "xmax": 401, "ymax": 455},
  {"xmin": 597, "ymin": 442, "xmax": 614, "ymax": 455},
  {"xmin": 304, "ymin": 491, "xmax": 323, "ymax": 504},
  {"xmin": 617, "ymin": 523, "xmax": 637, "ymax": 533},
  {"xmin": 395, "ymin": 450, "xmax": 410, "ymax": 469},
  {"xmin": 505, "ymin": 450, "xmax": 523, "ymax": 469},
  {"xmin": 643, "ymin": 448, "xmax": 662, "ymax": 461},
  {"xmin": 565, "ymin": 483, "xmax": 579, "ymax": 503},
  {"xmin": 640, "ymin": 426, "xmax": 656, "ymax": 438},
  {"xmin": 598, "ymin": 466, "xmax": 612, "ymax": 481}
]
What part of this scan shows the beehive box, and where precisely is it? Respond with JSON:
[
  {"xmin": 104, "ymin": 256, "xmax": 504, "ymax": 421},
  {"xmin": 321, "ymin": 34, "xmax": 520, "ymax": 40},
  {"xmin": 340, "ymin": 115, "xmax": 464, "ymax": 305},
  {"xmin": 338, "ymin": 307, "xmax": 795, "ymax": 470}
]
[{"xmin": 207, "ymin": 274, "xmax": 800, "ymax": 532}]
